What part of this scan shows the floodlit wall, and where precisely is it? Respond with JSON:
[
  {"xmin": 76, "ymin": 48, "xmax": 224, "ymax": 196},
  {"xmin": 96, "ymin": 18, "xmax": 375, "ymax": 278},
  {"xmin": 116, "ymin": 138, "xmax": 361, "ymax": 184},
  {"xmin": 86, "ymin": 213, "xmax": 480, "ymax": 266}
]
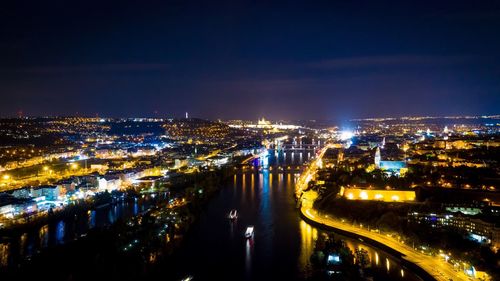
[{"xmin": 340, "ymin": 187, "xmax": 416, "ymax": 202}]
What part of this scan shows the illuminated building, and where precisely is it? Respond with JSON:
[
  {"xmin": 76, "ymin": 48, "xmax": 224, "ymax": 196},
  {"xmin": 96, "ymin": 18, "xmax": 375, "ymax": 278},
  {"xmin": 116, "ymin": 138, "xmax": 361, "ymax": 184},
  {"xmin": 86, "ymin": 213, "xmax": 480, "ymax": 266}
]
[
  {"xmin": 339, "ymin": 186, "xmax": 416, "ymax": 202},
  {"xmin": 374, "ymin": 146, "xmax": 406, "ymax": 175},
  {"xmin": 408, "ymin": 212, "xmax": 500, "ymax": 250},
  {"xmin": 374, "ymin": 147, "xmax": 381, "ymax": 167},
  {"xmin": 98, "ymin": 175, "xmax": 122, "ymax": 192},
  {"xmin": 227, "ymin": 118, "xmax": 301, "ymax": 130},
  {"xmin": 30, "ymin": 185, "xmax": 61, "ymax": 201},
  {"xmin": 0, "ymin": 195, "xmax": 38, "ymax": 218}
]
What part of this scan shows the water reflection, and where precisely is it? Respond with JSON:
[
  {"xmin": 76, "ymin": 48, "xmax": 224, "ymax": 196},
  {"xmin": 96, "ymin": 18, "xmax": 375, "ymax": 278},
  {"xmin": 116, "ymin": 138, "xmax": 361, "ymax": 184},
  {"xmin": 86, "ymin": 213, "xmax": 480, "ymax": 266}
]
[
  {"xmin": 245, "ymin": 239, "xmax": 253, "ymax": 276},
  {"xmin": 0, "ymin": 243, "xmax": 9, "ymax": 267},
  {"xmin": 88, "ymin": 210, "xmax": 95, "ymax": 229},
  {"xmin": 1, "ymin": 194, "xmax": 158, "ymax": 268},
  {"xmin": 108, "ymin": 206, "xmax": 116, "ymax": 224},
  {"xmin": 2, "ymin": 151, "xmax": 423, "ymax": 281},
  {"xmin": 250, "ymin": 173, "xmax": 255, "ymax": 201},
  {"xmin": 299, "ymin": 220, "xmax": 317, "ymax": 273},
  {"xmin": 297, "ymin": 219, "xmax": 421, "ymax": 281},
  {"xmin": 242, "ymin": 173, "xmax": 246, "ymax": 197},
  {"xmin": 229, "ymin": 220, "xmax": 235, "ymax": 239},
  {"xmin": 19, "ymin": 233, "xmax": 27, "ymax": 257},
  {"xmin": 162, "ymin": 152, "xmax": 422, "ymax": 280},
  {"xmin": 39, "ymin": 225, "xmax": 49, "ymax": 248},
  {"xmin": 55, "ymin": 221, "xmax": 65, "ymax": 245},
  {"xmin": 251, "ymin": 173, "xmax": 254, "ymax": 194}
]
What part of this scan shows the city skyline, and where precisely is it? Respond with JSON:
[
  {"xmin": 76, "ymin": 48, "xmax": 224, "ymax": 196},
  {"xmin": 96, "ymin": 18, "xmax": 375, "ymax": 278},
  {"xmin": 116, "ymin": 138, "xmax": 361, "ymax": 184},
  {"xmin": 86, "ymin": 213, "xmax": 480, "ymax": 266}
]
[
  {"xmin": 1, "ymin": 1, "xmax": 499, "ymax": 280},
  {"xmin": 1, "ymin": 1, "xmax": 500, "ymax": 119}
]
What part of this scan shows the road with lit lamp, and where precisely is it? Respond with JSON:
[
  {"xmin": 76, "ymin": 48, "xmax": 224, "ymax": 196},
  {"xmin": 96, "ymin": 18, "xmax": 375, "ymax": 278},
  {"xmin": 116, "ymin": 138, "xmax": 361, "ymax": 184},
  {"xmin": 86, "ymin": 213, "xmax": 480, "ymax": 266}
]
[{"xmin": 297, "ymin": 145, "xmax": 472, "ymax": 281}]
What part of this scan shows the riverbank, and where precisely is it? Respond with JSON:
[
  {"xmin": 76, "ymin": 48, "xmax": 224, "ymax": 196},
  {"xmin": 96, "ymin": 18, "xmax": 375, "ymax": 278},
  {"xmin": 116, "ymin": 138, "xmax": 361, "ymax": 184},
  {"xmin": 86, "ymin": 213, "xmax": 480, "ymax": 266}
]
[
  {"xmin": 295, "ymin": 145, "xmax": 478, "ymax": 281},
  {"xmin": 0, "ymin": 165, "xmax": 239, "ymax": 278},
  {"xmin": 0, "ymin": 191, "xmax": 131, "ymax": 235},
  {"xmin": 300, "ymin": 206, "xmax": 472, "ymax": 281},
  {"xmin": 299, "ymin": 206, "xmax": 434, "ymax": 281}
]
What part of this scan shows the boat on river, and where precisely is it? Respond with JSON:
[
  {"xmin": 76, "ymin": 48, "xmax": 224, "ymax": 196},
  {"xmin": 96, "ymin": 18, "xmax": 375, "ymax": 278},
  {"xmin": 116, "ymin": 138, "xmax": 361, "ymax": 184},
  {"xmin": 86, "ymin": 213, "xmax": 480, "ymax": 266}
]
[
  {"xmin": 229, "ymin": 209, "xmax": 238, "ymax": 220},
  {"xmin": 245, "ymin": 226, "xmax": 254, "ymax": 238}
]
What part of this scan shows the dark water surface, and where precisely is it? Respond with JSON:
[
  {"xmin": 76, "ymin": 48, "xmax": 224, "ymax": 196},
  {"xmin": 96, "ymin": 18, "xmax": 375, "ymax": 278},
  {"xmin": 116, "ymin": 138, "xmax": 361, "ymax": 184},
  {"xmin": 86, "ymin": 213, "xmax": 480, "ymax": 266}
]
[
  {"xmin": 164, "ymin": 150, "xmax": 423, "ymax": 281},
  {"xmin": 1, "ymin": 150, "xmax": 423, "ymax": 281}
]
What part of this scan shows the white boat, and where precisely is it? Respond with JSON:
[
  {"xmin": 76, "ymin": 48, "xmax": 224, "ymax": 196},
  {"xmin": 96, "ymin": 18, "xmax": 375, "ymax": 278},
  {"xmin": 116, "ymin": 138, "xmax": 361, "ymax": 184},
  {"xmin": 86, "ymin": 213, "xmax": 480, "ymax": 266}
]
[
  {"xmin": 245, "ymin": 226, "xmax": 254, "ymax": 238},
  {"xmin": 229, "ymin": 209, "xmax": 238, "ymax": 220}
]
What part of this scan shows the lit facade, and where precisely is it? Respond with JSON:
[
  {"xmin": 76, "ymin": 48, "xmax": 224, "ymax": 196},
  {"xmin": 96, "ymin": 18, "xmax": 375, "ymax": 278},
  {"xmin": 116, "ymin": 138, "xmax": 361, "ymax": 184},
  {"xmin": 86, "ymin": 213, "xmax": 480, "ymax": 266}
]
[{"xmin": 339, "ymin": 187, "xmax": 416, "ymax": 202}]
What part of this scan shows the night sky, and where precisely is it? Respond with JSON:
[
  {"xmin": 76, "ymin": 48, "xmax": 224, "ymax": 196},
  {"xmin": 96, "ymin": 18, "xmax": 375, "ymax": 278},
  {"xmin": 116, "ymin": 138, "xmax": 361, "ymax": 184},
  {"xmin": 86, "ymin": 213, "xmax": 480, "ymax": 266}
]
[{"xmin": 1, "ymin": 1, "xmax": 500, "ymax": 120}]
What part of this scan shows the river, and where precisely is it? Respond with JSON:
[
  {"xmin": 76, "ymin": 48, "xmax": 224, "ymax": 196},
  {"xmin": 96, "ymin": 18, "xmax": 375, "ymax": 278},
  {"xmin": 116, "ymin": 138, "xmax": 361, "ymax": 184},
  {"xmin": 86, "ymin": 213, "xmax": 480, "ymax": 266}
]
[
  {"xmin": 0, "ymin": 149, "xmax": 424, "ymax": 281},
  {"xmin": 163, "ymin": 149, "xmax": 423, "ymax": 281}
]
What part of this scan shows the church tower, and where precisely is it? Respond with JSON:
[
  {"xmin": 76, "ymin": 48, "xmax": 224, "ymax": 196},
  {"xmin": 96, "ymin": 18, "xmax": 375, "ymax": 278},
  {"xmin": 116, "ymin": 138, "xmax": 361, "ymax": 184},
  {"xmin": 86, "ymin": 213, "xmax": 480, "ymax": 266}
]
[{"xmin": 374, "ymin": 146, "xmax": 381, "ymax": 167}]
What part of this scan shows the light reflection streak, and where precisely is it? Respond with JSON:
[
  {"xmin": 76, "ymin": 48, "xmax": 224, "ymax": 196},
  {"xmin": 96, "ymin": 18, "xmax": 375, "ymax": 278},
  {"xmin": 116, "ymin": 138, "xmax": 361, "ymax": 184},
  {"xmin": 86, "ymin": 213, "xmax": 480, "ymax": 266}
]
[
  {"xmin": 245, "ymin": 239, "xmax": 253, "ymax": 274},
  {"xmin": 19, "ymin": 233, "xmax": 27, "ymax": 256},
  {"xmin": 0, "ymin": 243, "xmax": 9, "ymax": 267},
  {"xmin": 241, "ymin": 174, "xmax": 246, "ymax": 203},
  {"xmin": 39, "ymin": 225, "xmax": 49, "ymax": 248},
  {"xmin": 260, "ymin": 169, "xmax": 271, "ymax": 240},
  {"xmin": 88, "ymin": 210, "xmax": 96, "ymax": 228},
  {"xmin": 55, "ymin": 221, "xmax": 65, "ymax": 245},
  {"xmin": 299, "ymin": 220, "xmax": 317, "ymax": 270},
  {"xmin": 251, "ymin": 173, "xmax": 255, "ymax": 201}
]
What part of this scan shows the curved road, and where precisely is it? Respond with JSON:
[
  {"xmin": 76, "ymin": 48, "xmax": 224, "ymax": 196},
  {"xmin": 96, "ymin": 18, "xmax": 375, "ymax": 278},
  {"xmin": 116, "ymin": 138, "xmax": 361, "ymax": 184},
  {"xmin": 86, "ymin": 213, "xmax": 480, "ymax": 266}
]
[
  {"xmin": 297, "ymin": 145, "xmax": 473, "ymax": 281},
  {"xmin": 301, "ymin": 206, "xmax": 470, "ymax": 281}
]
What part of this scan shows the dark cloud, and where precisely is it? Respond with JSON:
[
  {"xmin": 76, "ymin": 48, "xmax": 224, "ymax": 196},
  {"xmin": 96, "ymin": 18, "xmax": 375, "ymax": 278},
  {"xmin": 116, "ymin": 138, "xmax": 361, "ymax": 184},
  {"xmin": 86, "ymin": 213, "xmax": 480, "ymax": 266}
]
[
  {"xmin": 308, "ymin": 55, "xmax": 484, "ymax": 69},
  {"xmin": 1, "ymin": 63, "xmax": 171, "ymax": 74}
]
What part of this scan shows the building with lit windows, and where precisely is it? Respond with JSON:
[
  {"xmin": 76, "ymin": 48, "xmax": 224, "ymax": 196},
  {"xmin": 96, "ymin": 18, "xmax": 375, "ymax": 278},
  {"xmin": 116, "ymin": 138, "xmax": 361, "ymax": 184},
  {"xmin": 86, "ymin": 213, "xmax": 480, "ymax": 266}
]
[{"xmin": 408, "ymin": 212, "xmax": 500, "ymax": 250}]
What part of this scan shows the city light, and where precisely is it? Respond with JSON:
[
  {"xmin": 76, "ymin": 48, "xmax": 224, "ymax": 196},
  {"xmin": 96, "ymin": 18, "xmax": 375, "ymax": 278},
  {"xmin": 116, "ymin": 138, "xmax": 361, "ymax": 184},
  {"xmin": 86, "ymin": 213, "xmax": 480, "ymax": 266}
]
[
  {"xmin": 339, "ymin": 130, "xmax": 354, "ymax": 141},
  {"xmin": 0, "ymin": 1, "xmax": 498, "ymax": 279},
  {"xmin": 359, "ymin": 191, "xmax": 368, "ymax": 200}
]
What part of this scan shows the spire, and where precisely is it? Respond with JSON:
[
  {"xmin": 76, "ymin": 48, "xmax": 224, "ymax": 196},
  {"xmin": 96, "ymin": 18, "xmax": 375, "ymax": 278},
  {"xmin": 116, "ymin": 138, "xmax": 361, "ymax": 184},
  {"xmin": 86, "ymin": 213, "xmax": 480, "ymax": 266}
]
[{"xmin": 375, "ymin": 146, "xmax": 381, "ymax": 167}]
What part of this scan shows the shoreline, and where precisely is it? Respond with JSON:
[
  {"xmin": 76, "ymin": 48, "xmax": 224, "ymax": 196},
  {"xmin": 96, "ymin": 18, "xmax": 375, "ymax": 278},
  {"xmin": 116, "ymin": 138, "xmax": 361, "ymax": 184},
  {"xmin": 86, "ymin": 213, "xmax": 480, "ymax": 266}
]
[{"xmin": 299, "ymin": 207, "xmax": 436, "ymax": 281}]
